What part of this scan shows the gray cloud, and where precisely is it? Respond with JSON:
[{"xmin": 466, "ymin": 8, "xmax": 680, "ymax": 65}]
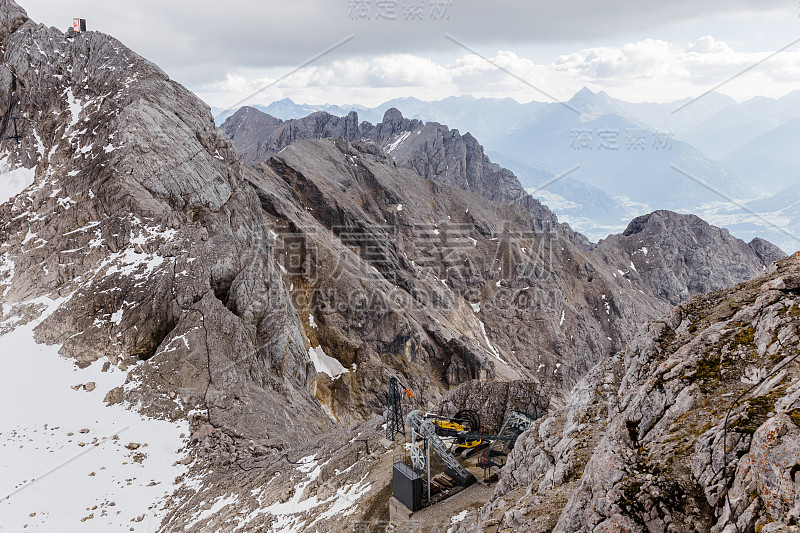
[{"xmin": 21, "ymin": 0, "xmax": 791, "ymax": 85}]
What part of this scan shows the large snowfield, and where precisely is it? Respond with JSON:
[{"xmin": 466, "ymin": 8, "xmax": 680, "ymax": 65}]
[{"xmin": 0, "ymin": 296, "xmax": 189, "ymax": 532}]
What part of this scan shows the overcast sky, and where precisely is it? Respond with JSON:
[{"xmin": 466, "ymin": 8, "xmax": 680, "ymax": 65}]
[{"xmin": 19, "ymin": 0, "xmax": 800, "ymax": 108}]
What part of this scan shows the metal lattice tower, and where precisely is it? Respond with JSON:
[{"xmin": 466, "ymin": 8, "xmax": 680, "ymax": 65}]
[
  {"xmin": 4, "ymin": 86, "xmax": 22, "ymax": 145},
  {"xmin": 385, "ymin": 377, "xmax": 405, "ymax": 440},
  {"xmin": 5, "ymin": 116, "xmax": 21, "ymax": 145}
]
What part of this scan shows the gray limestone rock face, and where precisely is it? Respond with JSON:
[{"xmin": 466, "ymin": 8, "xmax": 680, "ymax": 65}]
[
  {"xmin": 749, "ymin": 236, "xmax": 787, "ymax": 266},
  {"xmin": 221, "ymin": 106, "xmax": 564, "ymax": 236},
  {"xmin": 0, "ymin": 0, "xmax": 328, "ymax": 446},
  {"xmin": 0, "ymin": 0, "xmax": 26, "ymax": 50},
  {"xmin": 457, "ymin": 253, "xmax": 800, "ymax": 533},
  {"xmin": 594, "ymin": 210, "xmax": 784, "ymax": 306},
  {"xmin": 217, "ymin": 104, "xmax": 785, "ymax": 441},
  {"xmin": 221, "ymin": 107, "xmax": 782, "ymax": 311},
  {"xmin": 243, "ymin": 137, "xmax": 675, "ymax": 422}
]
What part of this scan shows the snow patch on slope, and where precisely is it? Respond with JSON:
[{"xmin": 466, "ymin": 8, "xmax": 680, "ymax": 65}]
[
  {"xmin": 63, "ymin": 88, "xmax": 83, "ymax": 130},
  {"xmin": 235, "ymin": 455, "xmax": 371, "ymax": 532},
  {"xmin": 0, "ymin": 296, "xmax": 189, "ymax": 532},
  {"xmin": 385, "ymin": 131, "xmax": 411, "ymax": 154},
  {"xmin": 478, "ymin": 319, "xmax": 507, "ymax": 364},
  {"xmin": 308, "ymin": 345, "xmax": 348, "ymax": 379},
  {"xmin": 0, "ymin": 160, "xmax": 36, "ymax": 205}
]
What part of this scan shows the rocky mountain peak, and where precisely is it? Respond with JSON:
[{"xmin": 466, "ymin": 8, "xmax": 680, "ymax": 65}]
[
  {"xmin": 622, "ymin": 209, "xmax": 715, "ymax": 237},
  {"xmin": 596, "ymin": 210, "xmax": 784, "ymax": 305},
  {"xmin": 622, "ymin": 211, "xmax": 656, "ymax": 236},
  {"xmin": 380, "ymin": 106, "xmax": 404, "ymax": 128},
  {"xmin": 0, "ymin": 5, "xmax": 329, "ymax": 445},
  {"xmin": 570, "ymin": 86, "xmax": 597, "ymax": 100},
  {"xmin": 0, "ymin": 0, "xmax": 26, "ymax": 23},
  {"xmin": 221, "ymin": 105, "xmax": 564, "ymax": 236},
  {"xmin": 567, "ymin": 85, "xmax": 619, "ymax": 114},
  {"xmin": 0, "ymin": 0, "xmax": 27, "ymax": 49},
  {"xmin": 749, "ymin": 236, "xmax": 786, "ymax": 266}
]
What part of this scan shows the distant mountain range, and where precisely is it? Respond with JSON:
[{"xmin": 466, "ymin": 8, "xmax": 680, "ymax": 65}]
[{"xmin": 212, "ymin": 89, "xmax": 800, "ymax": 253}]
